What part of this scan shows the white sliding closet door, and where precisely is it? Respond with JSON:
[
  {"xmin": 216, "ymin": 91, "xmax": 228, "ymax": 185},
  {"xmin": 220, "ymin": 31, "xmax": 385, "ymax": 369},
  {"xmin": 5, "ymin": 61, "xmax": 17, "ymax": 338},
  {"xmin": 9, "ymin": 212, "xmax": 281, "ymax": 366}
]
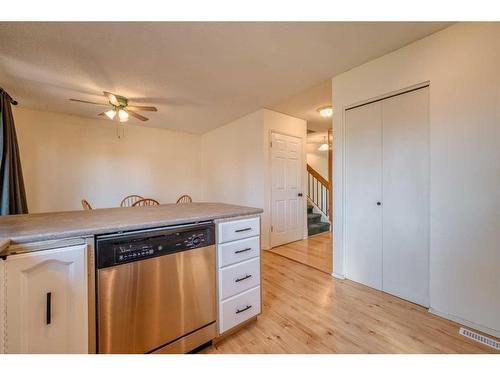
[
  {"xmin": 345, "ymin": 101, "xmax": 383, "ymax": 290},
  {"xmin": 345, "ymin": 86, "xmax": 429, "ymax": 306},
  {"xmin": 382, "ymin": 87, "xmax": 429, "ymax": 307}
]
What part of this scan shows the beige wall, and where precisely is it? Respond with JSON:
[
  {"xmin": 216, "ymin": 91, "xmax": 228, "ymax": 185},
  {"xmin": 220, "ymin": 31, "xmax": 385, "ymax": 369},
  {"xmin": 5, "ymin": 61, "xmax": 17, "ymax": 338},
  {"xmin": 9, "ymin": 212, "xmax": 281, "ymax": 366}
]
[
  {"xmin": 202, "ymin": 109, "xmax": 307, "ymax": 249},
  {"xmin": 332, "ymin": 23, "xmax": 500, "ymax": 336},
  {"xmin": 14, "ymin": 107, "xmax": 202, "ymax": 213}
]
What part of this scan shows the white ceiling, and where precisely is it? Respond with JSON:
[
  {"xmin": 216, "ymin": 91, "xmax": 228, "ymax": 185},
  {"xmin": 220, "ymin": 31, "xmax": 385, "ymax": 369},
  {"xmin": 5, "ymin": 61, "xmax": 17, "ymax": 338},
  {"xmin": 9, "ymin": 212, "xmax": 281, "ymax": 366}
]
[
  {"xmin": 268, "ymin": 79, "xmax": 332, "ymax": 132},
  {"xmin": 0, "ymin": 22, "xmax": 451, "ymax": 134}
]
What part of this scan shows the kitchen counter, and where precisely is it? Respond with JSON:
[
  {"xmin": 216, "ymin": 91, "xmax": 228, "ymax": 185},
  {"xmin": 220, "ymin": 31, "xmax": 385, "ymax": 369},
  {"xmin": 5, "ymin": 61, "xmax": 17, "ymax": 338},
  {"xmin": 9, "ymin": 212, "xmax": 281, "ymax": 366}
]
[{"xmin": 0, "ymin": 202, "xmax": 263, "ymax": 255}]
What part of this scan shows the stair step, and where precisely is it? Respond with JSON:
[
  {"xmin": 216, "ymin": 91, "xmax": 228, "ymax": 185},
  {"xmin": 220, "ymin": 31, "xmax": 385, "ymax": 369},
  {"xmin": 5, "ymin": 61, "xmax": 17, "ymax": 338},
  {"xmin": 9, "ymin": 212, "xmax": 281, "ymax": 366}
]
[
  {"xmin": 307, "ymin": 213, "xmax": 322, "ymax": 224},
  {"xmin": 308, "ymin": 222, "xmax": 330, "ymax": 236}
]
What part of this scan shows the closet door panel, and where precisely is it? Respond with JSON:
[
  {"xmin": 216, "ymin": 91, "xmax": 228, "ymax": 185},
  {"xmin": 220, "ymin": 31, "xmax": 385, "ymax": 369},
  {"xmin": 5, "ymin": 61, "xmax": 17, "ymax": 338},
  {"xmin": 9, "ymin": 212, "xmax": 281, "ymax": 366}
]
[
  {"xmin": 345, "ymin": 101, "xmax": 383, "ymax": 290},
  {"xmin": 382, "ymin": 87, "xmax": 430, "ymax": 306}
]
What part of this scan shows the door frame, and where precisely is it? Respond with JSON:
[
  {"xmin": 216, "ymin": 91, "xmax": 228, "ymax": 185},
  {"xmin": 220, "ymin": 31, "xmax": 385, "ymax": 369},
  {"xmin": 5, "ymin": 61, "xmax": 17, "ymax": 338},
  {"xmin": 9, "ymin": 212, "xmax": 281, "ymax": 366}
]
[
  {"xmin": 337, "ymin": 81, "xmax": 431, "ymax": 280},
  {"xmin": 269, "ymin": 130, "xmax": 306, "ymax": 248}
]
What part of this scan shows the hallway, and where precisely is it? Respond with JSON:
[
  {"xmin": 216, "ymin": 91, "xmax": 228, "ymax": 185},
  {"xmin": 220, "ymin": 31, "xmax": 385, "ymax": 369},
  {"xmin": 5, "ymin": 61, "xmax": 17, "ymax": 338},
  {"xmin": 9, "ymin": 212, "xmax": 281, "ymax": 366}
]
[{"xmin": 269, "ymin": 231, "xmax": 332, "ymax": 274}]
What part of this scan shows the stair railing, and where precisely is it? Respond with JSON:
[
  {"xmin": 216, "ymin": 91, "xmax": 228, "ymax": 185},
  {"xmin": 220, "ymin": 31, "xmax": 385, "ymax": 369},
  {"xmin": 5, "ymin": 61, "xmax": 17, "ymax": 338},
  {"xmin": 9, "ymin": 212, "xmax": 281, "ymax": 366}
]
[{"xmin": 307, "ymin": 164, "xmax": 330, "ymax": 220}]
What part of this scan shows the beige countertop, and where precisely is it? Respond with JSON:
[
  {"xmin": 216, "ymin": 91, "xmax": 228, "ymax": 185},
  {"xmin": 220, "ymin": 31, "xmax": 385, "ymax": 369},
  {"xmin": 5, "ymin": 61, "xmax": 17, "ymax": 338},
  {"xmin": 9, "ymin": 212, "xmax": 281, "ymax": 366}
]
[{"xmin": 0, "ymin": 202, "xmax": 262, "ymax": 255}]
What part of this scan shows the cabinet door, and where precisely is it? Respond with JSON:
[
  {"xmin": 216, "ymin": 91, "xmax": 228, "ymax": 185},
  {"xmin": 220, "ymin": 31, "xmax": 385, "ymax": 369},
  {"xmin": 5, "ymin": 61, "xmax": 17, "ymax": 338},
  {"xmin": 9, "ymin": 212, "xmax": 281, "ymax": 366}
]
[
  {"xmin": 345, "ymin": 101, "xmax": 383, "ymax": 290},
  {"xmin": 6, "ymin": 244, "xmax": 88, "ymax": 353}
]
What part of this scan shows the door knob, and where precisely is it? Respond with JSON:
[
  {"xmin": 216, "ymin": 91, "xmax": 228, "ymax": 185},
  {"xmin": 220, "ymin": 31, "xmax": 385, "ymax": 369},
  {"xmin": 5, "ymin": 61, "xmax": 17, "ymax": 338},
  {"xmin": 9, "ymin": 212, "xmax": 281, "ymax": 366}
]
[{"xmin": 377, "ymin": 202, "xmax": 382, "ymax": 206}]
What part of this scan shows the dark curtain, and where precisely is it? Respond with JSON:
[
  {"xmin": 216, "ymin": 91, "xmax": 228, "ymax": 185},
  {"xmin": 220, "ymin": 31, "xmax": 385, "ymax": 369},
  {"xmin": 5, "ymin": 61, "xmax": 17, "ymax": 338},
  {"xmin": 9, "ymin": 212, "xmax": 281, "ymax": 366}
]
[{"xmin": 0, "ymin": 88, "xmax": 28, "ymax": 215}]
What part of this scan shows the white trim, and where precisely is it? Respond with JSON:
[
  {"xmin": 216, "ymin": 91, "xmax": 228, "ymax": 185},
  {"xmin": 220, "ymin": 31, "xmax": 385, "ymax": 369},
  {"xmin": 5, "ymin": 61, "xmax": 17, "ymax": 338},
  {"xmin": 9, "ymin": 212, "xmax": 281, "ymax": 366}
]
[
  {"xmin": 428, "ymin": 308, "xmax": 500, "ymax": 339},
  {"xmin": 332, "ymin": 272, "xmax": 345, "ymax": 280}
]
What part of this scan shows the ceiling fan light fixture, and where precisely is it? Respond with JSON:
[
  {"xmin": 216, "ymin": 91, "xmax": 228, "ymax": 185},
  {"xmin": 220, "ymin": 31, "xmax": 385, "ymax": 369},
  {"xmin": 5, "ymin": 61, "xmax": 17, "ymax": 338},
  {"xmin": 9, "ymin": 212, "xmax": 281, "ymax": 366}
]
[
  {"xmin": 104, "ymin": 109, "xmax": 116, "ymax": 120},
  {"xmin": 317, "ymin": 106, "xmax": 333, "ymax": 118},
  {"xmin": 118, "ymin": 109, "xmax": 129, "ymax": 122}
]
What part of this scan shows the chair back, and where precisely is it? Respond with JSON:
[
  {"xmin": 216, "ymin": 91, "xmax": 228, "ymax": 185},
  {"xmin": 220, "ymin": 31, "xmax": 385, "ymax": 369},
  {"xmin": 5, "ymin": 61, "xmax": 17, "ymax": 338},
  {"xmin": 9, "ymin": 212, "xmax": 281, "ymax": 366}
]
[
  {"xmin": 132, "ymin": 198, "xmax": 160, "ymax": 207},
  {"xmin": 120, "ymin": 194, "xmax": 144, "ymax": 207},
  {"xmin": 176, "ymin": 194, "xmax": 193, "ymax": 204},
  {"xmin": 81, "ymin": 199, "xmax": 92, "ymax": 210}
]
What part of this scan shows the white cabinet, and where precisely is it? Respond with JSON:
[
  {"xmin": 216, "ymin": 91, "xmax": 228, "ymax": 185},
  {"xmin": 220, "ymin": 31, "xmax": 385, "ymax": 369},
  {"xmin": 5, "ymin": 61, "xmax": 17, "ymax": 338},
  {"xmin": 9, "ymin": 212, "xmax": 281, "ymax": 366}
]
[
  {"xmin": 0, "ymin": 258, "xmax": 5, "ymax": 354},
  {"xmin": 218, "ymin": 217, "xmax": 260, "ymax": 243},
  {"xmin": 5, "ymin": 244, "xmax": 88, "ymax": 353},
  {"xmin": 217, "ymin": 216, "xmax": 261, "ymax": 334}
]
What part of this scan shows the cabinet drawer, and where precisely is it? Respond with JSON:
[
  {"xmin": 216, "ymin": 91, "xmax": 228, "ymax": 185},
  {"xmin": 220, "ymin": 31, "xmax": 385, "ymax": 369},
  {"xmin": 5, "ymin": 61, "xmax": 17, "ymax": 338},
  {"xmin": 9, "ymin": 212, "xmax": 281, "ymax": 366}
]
[
  {"xmin": 218, "ymin": 217, "xmax": 260, "ymax": 243},
  {"xmin": 219, "ymin": 257, "xmax": 260, "ymax": 300},
  {"xmin": 218, "ymin": 236, "xmax": 260, "ymax": 268},
  {"xmin": 219, "ymin": 286, "xmax": 261, "ymax": 333}
]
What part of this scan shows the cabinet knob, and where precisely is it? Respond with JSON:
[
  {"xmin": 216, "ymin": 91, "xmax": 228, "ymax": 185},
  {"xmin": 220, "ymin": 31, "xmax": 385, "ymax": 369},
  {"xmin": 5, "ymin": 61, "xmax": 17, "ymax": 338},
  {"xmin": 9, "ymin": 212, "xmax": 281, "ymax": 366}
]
[{"xmin": 377, "ymin": 202, "xmax": 382, "ymax": 206}]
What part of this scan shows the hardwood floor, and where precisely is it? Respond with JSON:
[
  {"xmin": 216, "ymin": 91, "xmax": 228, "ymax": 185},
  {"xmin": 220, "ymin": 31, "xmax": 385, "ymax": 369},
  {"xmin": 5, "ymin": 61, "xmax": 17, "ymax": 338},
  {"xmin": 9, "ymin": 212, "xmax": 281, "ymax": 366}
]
[
  {"xmin": 204, "ymin": 251, "xmax": 496, "ymax": 354},
  {"xmin": 268, "ymin": 231, "xmax": 332, "ymax": 274}
]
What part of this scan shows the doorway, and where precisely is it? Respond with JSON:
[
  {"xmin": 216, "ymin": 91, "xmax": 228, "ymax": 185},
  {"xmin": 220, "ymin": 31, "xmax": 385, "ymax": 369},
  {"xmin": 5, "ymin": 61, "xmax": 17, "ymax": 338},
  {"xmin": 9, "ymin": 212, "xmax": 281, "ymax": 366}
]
[{"xmin": 267, "ymin": 79, "xmax": 334, "ymax": 274}]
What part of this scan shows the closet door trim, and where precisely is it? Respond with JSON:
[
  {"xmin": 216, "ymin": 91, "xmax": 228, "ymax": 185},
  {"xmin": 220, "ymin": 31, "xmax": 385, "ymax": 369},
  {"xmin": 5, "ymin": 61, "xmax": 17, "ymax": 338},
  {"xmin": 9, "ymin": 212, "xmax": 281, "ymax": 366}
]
[{"xmin": 345, "ymin": 82, "xmax": 429, "ymax": 112}]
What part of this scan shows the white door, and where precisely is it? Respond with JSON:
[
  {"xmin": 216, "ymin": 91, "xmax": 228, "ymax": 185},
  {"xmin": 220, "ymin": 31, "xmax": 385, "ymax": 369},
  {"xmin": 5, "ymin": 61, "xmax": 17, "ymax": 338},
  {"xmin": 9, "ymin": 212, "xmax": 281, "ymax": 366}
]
[
  {"xmin": 382, "ymin": 87, "xmax": 430, "ymax": 306},
  {"xmin": 271, "ymin": 132, "xmax": 304, "ymax": 247},
  {"xmin": 345, "ymin": 101, "xmax": 383, "ymax": 290},
  {"xmin": 6, "ymin": 244, "xmax": 88, "ymax": 353},
  {"xmin": 345, "ymin": 86, "xmax": 429, "ymax": 306}
]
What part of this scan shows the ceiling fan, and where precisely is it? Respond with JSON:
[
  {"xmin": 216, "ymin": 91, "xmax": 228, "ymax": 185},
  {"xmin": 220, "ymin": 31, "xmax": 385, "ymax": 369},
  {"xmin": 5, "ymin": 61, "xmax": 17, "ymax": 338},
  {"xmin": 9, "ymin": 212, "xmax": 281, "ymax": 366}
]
[{"xmin": 70, "ymin": 91, "xmax": 158, "ymax": 122}]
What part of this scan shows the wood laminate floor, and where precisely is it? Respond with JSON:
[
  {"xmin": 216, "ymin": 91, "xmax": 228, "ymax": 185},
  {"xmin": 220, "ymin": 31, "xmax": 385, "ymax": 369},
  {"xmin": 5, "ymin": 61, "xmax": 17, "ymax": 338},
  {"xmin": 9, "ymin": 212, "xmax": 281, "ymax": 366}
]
[
  {"xmin": 268, "ymin": 231, "xmax": 333, "ymax": 274},
  {"xmin": 204, "ymin": 251, "xmax": 496, "ymax": 353}
]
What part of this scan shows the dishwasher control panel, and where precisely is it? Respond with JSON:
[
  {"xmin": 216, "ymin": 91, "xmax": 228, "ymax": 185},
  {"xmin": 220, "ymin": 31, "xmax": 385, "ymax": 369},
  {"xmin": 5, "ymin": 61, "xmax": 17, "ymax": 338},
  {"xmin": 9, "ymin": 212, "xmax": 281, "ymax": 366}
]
[{"xmin": 96, "ymin": 222, "xmax": 215, "ymax": 268}]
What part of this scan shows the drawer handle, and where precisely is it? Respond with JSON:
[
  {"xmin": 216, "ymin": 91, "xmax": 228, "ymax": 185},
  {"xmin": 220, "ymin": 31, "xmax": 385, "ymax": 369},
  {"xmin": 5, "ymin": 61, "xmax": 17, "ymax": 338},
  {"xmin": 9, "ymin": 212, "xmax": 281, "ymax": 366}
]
[
  {"xmin": 46, "ymin": 292, "xmax": 52, "ymax": 325},
  {"xmin": 235, "ymin": 227, "xmax": 252, "ymax": 233},
  {"xmin": 235, "ymin": 274, "xmax": 252, "ymax": 283},
  {"xmin": 235, "ymin": 305, "xmax": 252, "ymax": 314},
  {"xmin": 235, "ymin": 247, "xmax": 252, "ymax": 254}
]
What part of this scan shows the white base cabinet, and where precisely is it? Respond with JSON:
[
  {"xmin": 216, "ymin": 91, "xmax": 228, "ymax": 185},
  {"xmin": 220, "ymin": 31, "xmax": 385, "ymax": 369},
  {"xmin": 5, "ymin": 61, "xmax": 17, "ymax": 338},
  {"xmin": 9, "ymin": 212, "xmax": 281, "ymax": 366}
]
[
  {"xmin": 216, "ymin": 216, "xmax": 261, "ymax": 334},
  {"xmin": 0, "ymin": 259, "xmax": 5, "ymax": 354},
  {"xmin": 5, "ymin": 244, "xmax": 88, "ymax": 353}
]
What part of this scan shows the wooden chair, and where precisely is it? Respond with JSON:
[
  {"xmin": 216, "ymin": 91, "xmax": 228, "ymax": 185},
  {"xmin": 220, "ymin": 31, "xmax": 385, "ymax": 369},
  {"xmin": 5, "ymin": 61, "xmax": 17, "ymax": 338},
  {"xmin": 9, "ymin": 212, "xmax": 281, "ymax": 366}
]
[
  {"xmin": 176, "ymin": 194, "xmax": 193, "ymax": 204},
  {"xmin": 120, "ymin": 194, "xmax": 144, "ymax": 207},
  {"xmin": 81, "ymin": 199, "xmax": 92, "ymax": 210},
  {"xmin": 132, "ymin": 198, "xmax": 160, "ymax": 207}
]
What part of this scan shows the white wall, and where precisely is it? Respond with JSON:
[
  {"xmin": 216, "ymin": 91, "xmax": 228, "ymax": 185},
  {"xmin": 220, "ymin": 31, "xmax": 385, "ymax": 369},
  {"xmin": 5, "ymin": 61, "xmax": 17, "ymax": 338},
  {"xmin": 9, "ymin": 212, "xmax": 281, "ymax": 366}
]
[
  {"xmin": 14, "ymin": 107, "xmax": 202, "ymax": 213},
  {"xmin": 202, "ymin": 109, "xmax": 307, "ymax": 249},
  {"xmin": 306, "ymin": 142, "xmax": 329, "ymax": 181},
  {"xmin": 332, "ymin": 23, "xmax": 500, "ymax": 336}
]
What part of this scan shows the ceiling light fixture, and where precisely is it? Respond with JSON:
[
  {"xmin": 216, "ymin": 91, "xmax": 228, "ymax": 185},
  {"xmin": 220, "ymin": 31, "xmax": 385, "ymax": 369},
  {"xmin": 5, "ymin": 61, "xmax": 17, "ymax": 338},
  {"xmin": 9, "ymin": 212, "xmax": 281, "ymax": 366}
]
[
  {"xmin": 118, "ymin": 109, "xmax": 129, "ymax": 122},
  {"xmin": 104, "ymin": 109, "xmax": 116, "ymax": 120},
  {"xmin": 318, "ymin": 136, "xmax": 329, "ymax": 151},
  {"xmin": 317, "ymin": 106, "xmax": 333, "ymax": 118}
]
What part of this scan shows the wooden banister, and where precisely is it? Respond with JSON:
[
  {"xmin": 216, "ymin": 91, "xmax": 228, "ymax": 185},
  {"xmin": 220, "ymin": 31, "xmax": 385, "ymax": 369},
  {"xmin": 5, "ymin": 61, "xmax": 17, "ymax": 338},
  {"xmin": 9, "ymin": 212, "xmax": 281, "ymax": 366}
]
[{"xmin": 307, "ymin": 164, "xmax": 330, "ymax": 189}]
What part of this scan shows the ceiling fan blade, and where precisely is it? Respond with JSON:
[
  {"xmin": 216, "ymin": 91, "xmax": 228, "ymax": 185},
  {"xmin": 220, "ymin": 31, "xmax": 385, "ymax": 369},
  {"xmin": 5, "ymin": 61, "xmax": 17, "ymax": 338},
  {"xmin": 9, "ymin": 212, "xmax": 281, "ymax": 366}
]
[
  {"xmin": 70, "ymin": 98, "xmax": 109, "ymax": 106},
  {"xmin": 103, "ymin": 91, "xmax": 120, "ymax": 106},
  {"xmin": 125, "ymin": 109, "xmax": 148, "ymax": 121},
  {"xmin": 97, "ymin": 112, "xmax": 106, "ymax": 116},
  {"xmin": 126, "ymin": 105, "xmax": 158, "ymax": 112}
]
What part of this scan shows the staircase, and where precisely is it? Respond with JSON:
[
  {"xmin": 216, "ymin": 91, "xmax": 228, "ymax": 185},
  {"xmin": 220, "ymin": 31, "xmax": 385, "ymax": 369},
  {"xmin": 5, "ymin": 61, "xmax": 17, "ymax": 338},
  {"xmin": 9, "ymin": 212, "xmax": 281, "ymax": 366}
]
[
  {"xmin": 307, "ymin": 202, "xmax": 330, "ymax": 236},
  {"xmin": 307, "ymin": 163, "xmax": 331, "ymax": 236}
]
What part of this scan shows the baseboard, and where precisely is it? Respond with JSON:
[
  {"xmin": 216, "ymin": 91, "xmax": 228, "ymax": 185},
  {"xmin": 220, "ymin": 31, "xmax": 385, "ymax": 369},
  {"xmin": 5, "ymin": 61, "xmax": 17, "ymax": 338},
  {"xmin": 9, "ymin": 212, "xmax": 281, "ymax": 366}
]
[
  {"xmin": 332, "ymin": 272, "xmax": 345, "ymax": 280},
  {"xmin": 428, "ymin": 308, "xmax": 500, "ymax": 339}
]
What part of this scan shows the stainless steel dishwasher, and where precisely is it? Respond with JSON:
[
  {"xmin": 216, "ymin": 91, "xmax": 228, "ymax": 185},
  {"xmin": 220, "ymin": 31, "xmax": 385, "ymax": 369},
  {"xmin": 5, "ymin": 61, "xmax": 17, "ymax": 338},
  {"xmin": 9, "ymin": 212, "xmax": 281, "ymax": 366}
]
[{"xmin": 95, "ymin": 222, "xmax": 216, "ymax": 354}]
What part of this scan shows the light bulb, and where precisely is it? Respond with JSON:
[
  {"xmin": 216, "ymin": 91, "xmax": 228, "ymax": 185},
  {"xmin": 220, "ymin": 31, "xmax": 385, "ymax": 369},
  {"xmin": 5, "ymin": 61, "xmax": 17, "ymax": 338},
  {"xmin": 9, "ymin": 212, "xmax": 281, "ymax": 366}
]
[
  {"xmin": 104, "ymin": 109, "xmax": 116, "ymax": 120},
  {"xmin": 318, "ymin": 107, "xmax": 333, "ymax": 118},
  {"xmin": 118, "ymin": 109, "xmax": 129, "ymax": 122}
]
